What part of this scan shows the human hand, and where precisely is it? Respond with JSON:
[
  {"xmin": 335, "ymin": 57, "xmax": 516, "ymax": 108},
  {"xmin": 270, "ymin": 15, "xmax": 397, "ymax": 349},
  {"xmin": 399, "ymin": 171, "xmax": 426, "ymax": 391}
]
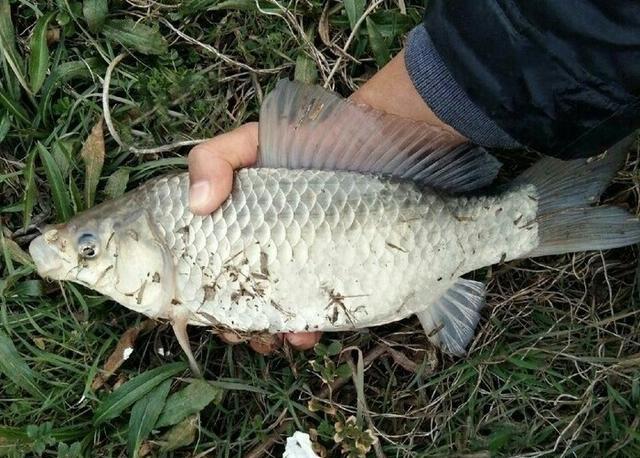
[{"xmin": 188, "ymin": 122, "xmax": 322, "ymax": 354}]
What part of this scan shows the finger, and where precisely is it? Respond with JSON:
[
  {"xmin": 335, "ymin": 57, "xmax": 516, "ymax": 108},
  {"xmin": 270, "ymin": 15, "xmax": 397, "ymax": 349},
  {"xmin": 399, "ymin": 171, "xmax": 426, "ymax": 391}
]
[
  {"xmin": 218, "ymin": 331, "xmax": 245, "ymax": 345},
  {"xmin": 188, "ymin": 122, "xmax": 259, "ymax": 215},
  {"xmin": 249, "ymin": 333, "xmax": 283, "ymax": 355},
  {"xmin": 285, "ymin": 332, "xmax": 322, "ymax": 350}
]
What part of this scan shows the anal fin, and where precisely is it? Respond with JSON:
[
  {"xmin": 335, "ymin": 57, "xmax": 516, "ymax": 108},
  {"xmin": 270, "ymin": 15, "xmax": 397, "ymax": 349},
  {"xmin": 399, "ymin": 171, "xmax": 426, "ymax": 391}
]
[{"xmin": 417, "ymin": 278, "xmax": 486, "ymax": 356}]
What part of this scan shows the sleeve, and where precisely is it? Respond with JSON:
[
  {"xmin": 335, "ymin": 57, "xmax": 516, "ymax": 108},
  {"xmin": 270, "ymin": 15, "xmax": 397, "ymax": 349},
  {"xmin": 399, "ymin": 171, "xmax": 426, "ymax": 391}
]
[{"xmin": 404, "ymin": 0, "xmax": 640, "ymax": 159}]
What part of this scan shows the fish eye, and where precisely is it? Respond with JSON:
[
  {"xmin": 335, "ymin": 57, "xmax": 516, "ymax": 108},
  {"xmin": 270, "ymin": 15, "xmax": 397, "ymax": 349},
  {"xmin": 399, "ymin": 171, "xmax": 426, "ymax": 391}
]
[{"xmin": 78, "ymin": 233, "xmax": 99, "ymax": 259}]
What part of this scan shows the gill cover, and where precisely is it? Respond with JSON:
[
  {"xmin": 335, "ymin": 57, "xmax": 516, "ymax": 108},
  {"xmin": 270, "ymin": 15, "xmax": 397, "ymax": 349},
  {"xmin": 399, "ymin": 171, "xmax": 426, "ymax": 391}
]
[{"xmin": 107, "ymin": 212, "xmax": 176, "ymax": 319}]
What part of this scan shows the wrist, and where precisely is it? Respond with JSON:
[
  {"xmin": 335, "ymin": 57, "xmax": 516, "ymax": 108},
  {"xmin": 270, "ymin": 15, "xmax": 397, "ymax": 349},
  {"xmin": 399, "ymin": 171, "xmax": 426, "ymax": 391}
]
[{"xmin": 350, "ymin": 50, "xmax": 467, "ymax": 146}]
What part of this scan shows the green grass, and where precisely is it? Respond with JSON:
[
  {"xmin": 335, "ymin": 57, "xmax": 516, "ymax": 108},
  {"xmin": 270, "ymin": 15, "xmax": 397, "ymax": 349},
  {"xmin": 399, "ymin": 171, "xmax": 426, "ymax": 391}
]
[{"xmin": 1, "ymin": 1, "xmax": 640, "ymax": 456}]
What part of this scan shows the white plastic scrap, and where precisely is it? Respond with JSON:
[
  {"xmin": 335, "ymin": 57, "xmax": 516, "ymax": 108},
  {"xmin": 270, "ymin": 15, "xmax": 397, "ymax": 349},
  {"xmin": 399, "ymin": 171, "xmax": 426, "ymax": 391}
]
[
  {"xmin": 122, "ymin": 347, "xmax": 133, "ymax": 360},
  {"xmin": 282, "ymin": 432, "xmax": 320, "ymax": 458}
]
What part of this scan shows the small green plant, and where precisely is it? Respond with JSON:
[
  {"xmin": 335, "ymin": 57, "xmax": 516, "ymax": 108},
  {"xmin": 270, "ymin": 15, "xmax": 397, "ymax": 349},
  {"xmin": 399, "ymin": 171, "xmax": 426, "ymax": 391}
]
[
  {"xmin": 309, "ymin": 340, "xmax": 352, "ymax": 385},
  {"xmin": 333, "ymin": 415, "xmax": 377, "ymax": 457},
  {"xmin": 25, "ymin": 422, "xmax": 56, "ymax": 456}
]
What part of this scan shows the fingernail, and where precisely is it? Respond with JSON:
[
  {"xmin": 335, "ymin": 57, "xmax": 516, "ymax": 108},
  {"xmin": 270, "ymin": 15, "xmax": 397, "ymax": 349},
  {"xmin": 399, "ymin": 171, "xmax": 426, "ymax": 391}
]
[{"xmin": 189, "ymin": 180, "xmax": 210, "ymax": 212}]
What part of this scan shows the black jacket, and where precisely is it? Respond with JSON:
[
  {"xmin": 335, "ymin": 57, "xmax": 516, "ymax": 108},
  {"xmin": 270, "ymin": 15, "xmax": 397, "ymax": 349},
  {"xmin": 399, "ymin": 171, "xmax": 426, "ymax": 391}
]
[{"xmin": 423, "ymin": 0, "xmax": 640, "ymax": 158}]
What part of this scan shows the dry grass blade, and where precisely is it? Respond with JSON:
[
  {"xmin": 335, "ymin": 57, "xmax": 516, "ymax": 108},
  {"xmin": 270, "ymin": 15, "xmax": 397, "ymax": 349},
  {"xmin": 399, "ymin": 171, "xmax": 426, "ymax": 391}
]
[{"xmin": 324, "ymin": 0, "xmax": 384, "ymax": 87}]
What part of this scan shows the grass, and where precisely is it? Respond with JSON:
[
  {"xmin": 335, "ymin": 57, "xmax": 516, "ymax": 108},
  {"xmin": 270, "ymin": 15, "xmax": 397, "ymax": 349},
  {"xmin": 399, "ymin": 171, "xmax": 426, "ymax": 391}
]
[{"xmin": 1, "ymin": 0, "xmax": 640, "ymax": 456}]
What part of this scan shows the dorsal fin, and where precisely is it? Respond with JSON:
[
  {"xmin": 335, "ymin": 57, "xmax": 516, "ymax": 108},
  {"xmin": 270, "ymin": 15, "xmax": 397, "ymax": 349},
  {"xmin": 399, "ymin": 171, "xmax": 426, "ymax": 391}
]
[{"xmin": 257, "ymin": 79, "xmax": 501, "ymax": 193}]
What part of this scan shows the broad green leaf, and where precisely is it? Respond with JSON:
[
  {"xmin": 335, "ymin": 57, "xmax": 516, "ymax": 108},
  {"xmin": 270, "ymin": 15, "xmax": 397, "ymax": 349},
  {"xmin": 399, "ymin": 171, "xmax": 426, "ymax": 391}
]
[
  {"xmin": 336, "ymin": 363, "xmax": 352, "ymax": 379},
  {"xmin": 36, "ymin": 142, "xmax": 72, "ymax": 221},
  {"xmin": 156, "ymin": 379, "xmax": 223, "ymax": 428},
  {"xmin": 29, "ymin": 12, "xmax": 56, "ymax": 94},
  {"xmin": 105, "ymin": 168, "xmax": 130, "ymax": 199},
  {"xmin": 344, "ymin": 0, "xmax": 364, "ymax": 30},
  {"xmin": 159, "ymin": 415, "xmax": 198, "ymax": 452},
  {"xmin": 0, "ymin": 330, "xmax": 44, "ymax": 399},
  {"xmin": 83, "ymin": 0, "xmax": 108, "ymax": 33},
  {"xmin": 127, "ymin": 379, "xmax": 172, "ymax": 458},
  {"xmin": 326, "ymin": 341, "xmax": 342, "ymax": 356},
  {"xmin": 103, "ymin": 19, "xmax": 168, "ymax": 55},
  {"xmin": 294, "ymin": 53, "xmax": 317, "ymax": 85},
  {"xmin": 0, "ymin": 90, "xmax": 30, "ymax": 125},
  {"xmin": 366, "ymin": 17, "xmax": 390, "ymax": 67},
  {"xmin": 22, "ymin": 147, "xmax": 37, "ymax": 229},
  {"xmin": 93, "ymin": 362, "xmax": 186, "ymax": 425},
  {"xmin": 0, "ymin": 0, "xmax": 30, "ymax": 94},
  {"xmin": 80, "ymin": 118, "xmax": 105, "ymax": 208}
]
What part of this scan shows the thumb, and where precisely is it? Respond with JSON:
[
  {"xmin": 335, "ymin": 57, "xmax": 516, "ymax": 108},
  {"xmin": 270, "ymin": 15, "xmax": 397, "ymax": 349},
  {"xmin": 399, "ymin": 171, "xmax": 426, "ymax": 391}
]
[{"xmin": 188, "ymin": 122, "xmax": 259, "ymax": 215}]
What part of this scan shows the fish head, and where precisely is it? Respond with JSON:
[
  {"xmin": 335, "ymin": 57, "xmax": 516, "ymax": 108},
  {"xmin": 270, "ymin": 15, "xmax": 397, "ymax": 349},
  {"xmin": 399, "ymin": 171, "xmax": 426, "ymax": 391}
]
[{"xmin": 29, "ymin": 201, "xmax": 175, "ymax": 319}]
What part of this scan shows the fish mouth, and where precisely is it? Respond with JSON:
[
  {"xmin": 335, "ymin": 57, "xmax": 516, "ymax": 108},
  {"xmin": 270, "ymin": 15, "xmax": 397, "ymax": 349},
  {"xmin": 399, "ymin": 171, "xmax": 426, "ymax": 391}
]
[{"xmin": 29, "ymin": 235, "xmax": 64, "ymax": 278}]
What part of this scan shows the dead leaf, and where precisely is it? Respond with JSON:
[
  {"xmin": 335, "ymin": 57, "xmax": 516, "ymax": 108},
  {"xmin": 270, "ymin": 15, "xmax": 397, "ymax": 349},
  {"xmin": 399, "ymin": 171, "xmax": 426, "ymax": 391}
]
[
  {"xmin": 91, "ymin": 320, "xmax": 156, "ymax": 391},
  {"xmin": 46, "ymin": 27, "xmax": 60, "ymax": 46},
  {"xmin": 80, "ymin": 117, "xmax": 105, "ymax": 208},
  {"xmin": 318, "ymin": 2, "xmax": 331, "ymax": 48},
  {"xmin": 137, "ymin": 441, "xmax": 154, "ymax": 457},
  {"xmin": 33, "ymin": 337, "xmax": 46, "ymax": 350},
  {"xmin": 0, "ymin": 237, "xmax": 32, "ymax": 266},
  {"xmin": 385, "ymin": 347, "xmax": 419, "ymax": 373}
]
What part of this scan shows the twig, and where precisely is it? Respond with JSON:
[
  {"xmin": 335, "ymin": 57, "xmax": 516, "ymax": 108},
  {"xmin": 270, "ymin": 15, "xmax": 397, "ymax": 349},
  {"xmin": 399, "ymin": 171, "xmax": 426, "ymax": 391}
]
[
  {"xmin": 102, "ymin": 53, "xmax": 209, "ymax": 154},
  {"xmin": 161, "ymin": 19, "xmax": 287, "ymax": 75},
  {"xmin": 324, "ymin": 0, "xmax": 384, "ymax": 88}
]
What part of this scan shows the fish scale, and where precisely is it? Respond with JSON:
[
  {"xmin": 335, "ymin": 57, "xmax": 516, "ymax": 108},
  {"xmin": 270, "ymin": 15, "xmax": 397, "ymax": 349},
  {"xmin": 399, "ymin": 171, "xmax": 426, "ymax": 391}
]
[{"xmin": 137, "ymin": 168, "xmax": 538, "ymax": 333}]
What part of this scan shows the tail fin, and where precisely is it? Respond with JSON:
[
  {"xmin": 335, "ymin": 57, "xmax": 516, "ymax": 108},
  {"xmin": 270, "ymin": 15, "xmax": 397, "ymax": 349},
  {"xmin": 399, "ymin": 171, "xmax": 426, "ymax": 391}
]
[{"xmin": 514, "ymin": 134, "xmax": 640, "ymax": 257}]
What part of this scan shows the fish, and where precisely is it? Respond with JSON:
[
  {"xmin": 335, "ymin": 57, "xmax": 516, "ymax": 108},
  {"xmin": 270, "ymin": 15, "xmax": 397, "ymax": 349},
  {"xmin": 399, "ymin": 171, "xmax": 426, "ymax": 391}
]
[{"xmin": 29, "ymin": 80, "xmax": 640, "ymax": 374}]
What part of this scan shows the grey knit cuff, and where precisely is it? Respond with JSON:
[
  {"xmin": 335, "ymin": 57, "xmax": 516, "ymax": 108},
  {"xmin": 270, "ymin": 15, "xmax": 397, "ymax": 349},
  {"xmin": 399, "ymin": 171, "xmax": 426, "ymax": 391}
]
[{"xmin": 405, "ymin": 24, "xmax": 521, "ymax": 149}]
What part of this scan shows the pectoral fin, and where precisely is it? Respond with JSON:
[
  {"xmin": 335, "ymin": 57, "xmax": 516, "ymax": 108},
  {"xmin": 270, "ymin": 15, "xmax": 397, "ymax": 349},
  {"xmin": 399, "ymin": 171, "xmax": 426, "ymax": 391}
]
[
  {"xmin": 416, "ymin": 278, "xmax": 486, "ymax": 356},
  {"xmin": 171, "ymin": 310, "xmax": 202, "ymax": 377}
]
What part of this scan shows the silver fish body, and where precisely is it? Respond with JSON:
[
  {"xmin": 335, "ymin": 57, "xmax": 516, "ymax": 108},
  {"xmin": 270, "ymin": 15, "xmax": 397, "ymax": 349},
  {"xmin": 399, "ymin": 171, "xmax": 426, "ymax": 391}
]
[
  {"xmin": 29, "ymin": 80, "xmax": 640, "ymax": 363},
  {"xmin": 140, "ymin": 168, "xmax": 536, "ymax": 332}
]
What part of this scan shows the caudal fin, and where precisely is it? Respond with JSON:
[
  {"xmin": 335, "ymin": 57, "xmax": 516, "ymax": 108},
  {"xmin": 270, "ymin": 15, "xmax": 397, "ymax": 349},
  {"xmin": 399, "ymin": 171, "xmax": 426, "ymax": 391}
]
[{"xmin": 514, "ymin": 134, "xmax": 640, "ymax": 257}]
